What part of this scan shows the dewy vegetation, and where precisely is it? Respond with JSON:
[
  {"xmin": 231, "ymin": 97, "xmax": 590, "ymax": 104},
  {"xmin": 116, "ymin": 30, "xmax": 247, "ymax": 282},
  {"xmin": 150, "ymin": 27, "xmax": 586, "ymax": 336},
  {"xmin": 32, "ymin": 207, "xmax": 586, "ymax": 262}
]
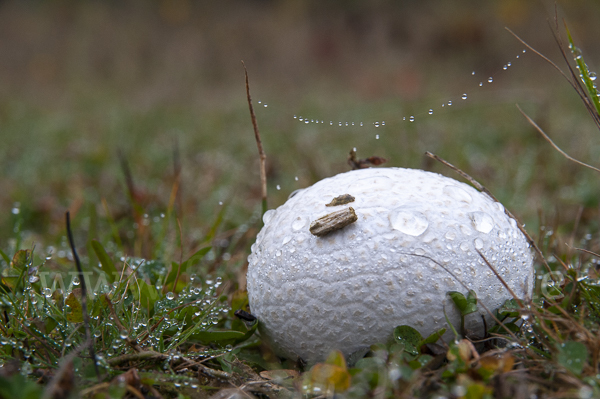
[{"xmin": 2, "ymin": 16, "xmax": 600, "ymax": 399}]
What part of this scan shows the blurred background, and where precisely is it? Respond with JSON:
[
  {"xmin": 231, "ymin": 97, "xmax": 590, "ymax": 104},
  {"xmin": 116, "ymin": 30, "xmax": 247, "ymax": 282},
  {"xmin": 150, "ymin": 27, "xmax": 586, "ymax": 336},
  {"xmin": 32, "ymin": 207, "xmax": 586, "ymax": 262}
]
[{"xmin": 1, "ymin": 0, "xmax": 600, "ymax": 261}]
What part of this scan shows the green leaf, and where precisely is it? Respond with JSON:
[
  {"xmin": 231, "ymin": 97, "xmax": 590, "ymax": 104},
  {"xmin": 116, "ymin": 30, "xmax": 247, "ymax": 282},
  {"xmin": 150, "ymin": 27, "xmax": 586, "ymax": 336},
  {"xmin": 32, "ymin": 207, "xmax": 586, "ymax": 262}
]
[
  {"xmin": 565, "ymin": 23, "xmax": 600, "ymax": 117},
  {"xmin": 65, "ymin": 291, "xmax": 83, "ymax": 323},
  {"xmin": 448, "ymin": 290, "xmax": 477, "ymax": 316},
  {"xmin": 185, "ymin": 246, "xmax": 212, "ymax": 265},
  {"xmin": 1, "ymin": 250, "xmax": 31, "ymax": 291},
  {"xmin": 496, "ymin": 298, "xmax": 520, "ymax": 318},
  {"xmin": 448, "ymin": 291, "xmax": 468, "ymax": 312},
  {"xmin": 393, "ymin": 325, "xmax": 422, "ymax": 356},
  {"xmin": 45, "ymin": 317, "xmax": 58, "ymax": 334},
  {"xmin": 488, "ymin": 322, "xmax": 520, "ymax": 335},
  {"xmin": 164, "ymin": 261, "xmax": 188, "ymax": 289},
  {"xmin": 164, "ymin": 247, "xmax": 210, "ymax": 292},
  {"xmin": 10, "ymin": 249, "xmax": 31, "ymax": 271},
  {"xmin": 557, "ymin": 341, "xmax": 588, "ymax": 376},
  {"xmin": 131, "ymin": 280, "xmax": 159, "ymax": 312},
  {"xmin": 91, "ymin": 293, "xmax": 110, "ymax": 318},
  {"xmin": 465, "ymin": 290, "xmax": 478, "ymax": 314},
  {"xmin": 204, "ymin": 204, "xmax": 227, "ymax": 244},
  {"xmin": 91, "ymin": 240, "xmax": 118, "ymax": 284},
  {"xmin": 0, "ymin": 374, "xmax": 43, "ymax": 399},
  {"xmin": 408, "ymin": 354, "xmax": 433, "ymax": 370},
  {"xmin": 419, "ymin": 328, "xmax": 446, "ymax": 346},
  {"xmin": 190, "ymin": 324, "xmax": 257, "ymax": 346},
  {"xmin": 0, "ymin": 249, "xmax": 11, "ymax": 265}
]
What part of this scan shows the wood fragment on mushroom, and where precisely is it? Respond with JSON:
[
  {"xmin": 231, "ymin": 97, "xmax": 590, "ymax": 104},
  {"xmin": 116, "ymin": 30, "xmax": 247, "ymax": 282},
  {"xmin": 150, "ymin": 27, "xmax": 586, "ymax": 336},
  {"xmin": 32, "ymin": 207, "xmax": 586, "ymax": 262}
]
[
  {"xmin": 309, "ymin": 207, "xmax": 358, "ymax": 237},
  {"xmin": 326, "ymin": 194, "xmax": 355, "ymax": 207}
]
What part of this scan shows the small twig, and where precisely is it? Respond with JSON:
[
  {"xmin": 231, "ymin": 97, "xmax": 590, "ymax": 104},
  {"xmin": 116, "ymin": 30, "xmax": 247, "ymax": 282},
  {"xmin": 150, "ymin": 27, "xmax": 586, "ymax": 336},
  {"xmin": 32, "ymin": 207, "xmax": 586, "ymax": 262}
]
[
  {"xmin": 505, "ymin": 27, "xmax": 573, "ymax": 90},
  {"xmin": 242, "ymin": 61, "xmax": 267, "ymax": 217},
  {"xmin": 516, "ymin": 105, "xmax": 600, "ymax": 173},
  {"xmin": 570, "ymin": 246, "xmax": 600, "ymax": 259},
  {"xmin": 476, "ymin": 249, "xmax": 525, "ymax": 308},
  {"xmin": 65, "ymin": 212, "xmax": 100, "ymax": 381},
  {"xmin": 424, "ymin": 151, "xmax": 552, "ymax": 275}
]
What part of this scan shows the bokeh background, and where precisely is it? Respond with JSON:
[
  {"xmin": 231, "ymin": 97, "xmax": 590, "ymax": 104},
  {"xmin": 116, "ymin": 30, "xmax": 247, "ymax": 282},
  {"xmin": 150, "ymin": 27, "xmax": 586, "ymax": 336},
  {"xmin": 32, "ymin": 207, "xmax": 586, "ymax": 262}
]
[{"xmin": 1, "ymin": 0, "xmax": 600, "ymax": 260}]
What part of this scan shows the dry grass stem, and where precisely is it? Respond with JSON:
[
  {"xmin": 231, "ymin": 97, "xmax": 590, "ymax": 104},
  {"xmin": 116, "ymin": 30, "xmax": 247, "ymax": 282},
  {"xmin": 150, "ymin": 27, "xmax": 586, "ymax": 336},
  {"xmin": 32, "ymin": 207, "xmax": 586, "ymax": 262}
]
[
  {"xmin": 516, "ymin": 105, "xmax": 600, "ymax": 173},
  {"xmin": 476, "ymin": 249, "xmax": 525, "ymax": 309},
  {"xmin": 65, "ymin": 212, "xmax": 100, "ymax": 381},
  {"xmin": 242, "ymin": 61, "xmax": 268, "ymax": 216}
]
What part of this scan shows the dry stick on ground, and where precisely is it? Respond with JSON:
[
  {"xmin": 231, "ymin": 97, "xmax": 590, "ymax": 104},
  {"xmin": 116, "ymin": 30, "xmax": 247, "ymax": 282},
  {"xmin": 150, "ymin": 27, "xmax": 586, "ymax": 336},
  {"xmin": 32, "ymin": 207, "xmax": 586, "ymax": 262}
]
[
  {"xmin": 516, "ymin": 105, "xmax": 600, "ymax": 173},
  {"xmin": 65, "ymin": 212, "xmax": 100, "ymax": 381},
  {"xmin": 424, "ymin": 151, "xmax": 552, "ymax": 275},
  {"xmin": 242, "ymin": 61, "xmax": 268, "ymax": 216}
]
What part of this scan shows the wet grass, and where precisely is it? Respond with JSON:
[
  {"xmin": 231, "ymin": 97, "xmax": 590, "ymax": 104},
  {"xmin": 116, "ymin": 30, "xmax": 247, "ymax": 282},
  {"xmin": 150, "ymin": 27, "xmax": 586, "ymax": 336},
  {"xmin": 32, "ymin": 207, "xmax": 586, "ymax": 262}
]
[{"xmin": 2, "ymin": 3, "xmax": 600, "ymax": 398}]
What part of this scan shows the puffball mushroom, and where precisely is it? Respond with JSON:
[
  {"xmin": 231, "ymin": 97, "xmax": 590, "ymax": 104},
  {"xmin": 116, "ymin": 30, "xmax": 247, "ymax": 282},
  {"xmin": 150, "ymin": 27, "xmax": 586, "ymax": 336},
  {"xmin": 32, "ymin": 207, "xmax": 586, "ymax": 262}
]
[{"xmin": 246, "ymin": 167, "xmax": 534, "ymax": 364}]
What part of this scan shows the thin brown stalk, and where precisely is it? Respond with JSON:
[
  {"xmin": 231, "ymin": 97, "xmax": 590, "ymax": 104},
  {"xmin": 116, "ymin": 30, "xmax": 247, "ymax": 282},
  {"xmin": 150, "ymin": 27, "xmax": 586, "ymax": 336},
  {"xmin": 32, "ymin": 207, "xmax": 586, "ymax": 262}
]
[
  {"xmin": 476, "ymin": 250, "xmax": 525, "ymax": 309},
  {"xmin": 242, "ymin": 61, "xmax": 268, "ymax": 216},
  {"xmin": 170, "ymin": 218, "xmax": 184, "ymax": 296},
  {"xmin": 507, "ymin": 19, "xmax": 600, "ymax": 129},
  {"xmin": 65, "ymin": 212, "xmax": 100, "ymax": 381},
  {"xmin": 516, "ymin": 105, "xmax": 600, "ymax": 173},
  {"xmin": 424, "ymin": 151, "xmax": 552, "ymax": 274},
  {"xmin": 570, "ymin": 246, "xmax": 600, "ymax": 258},
  {"xmin": 505, "ymin": 27, "xmax": 574, "ymax": 90}
]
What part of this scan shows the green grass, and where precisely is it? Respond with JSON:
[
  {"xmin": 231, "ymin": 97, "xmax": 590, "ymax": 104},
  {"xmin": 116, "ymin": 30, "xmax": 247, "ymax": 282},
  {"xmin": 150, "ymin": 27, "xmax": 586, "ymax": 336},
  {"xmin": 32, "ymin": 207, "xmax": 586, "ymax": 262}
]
[{"xmin": 2, "ymin": 2, "xmax": 600, "ymax": 398}]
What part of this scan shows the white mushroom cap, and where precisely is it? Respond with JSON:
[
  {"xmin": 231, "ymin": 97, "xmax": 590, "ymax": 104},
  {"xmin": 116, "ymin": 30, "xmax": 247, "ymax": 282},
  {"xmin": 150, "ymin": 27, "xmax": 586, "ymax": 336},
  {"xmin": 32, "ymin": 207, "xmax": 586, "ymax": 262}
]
[{"xmin": 247, "ymin": 167, "xmax": 534, "ymax": 364}]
